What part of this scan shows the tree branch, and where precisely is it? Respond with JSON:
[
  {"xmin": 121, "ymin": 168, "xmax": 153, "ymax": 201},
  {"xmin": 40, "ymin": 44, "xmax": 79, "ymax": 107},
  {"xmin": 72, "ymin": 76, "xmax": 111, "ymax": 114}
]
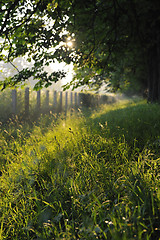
[
  {"xmin": 0, "ymin": 0, "xmax": 20, "ymax": 35},
  {"xmin": 0, "ymin": 0, "xmax": 41, "ymax": 36},
  {"xmin": 5, "ymin": 34, "xmax": 20, "ymax": 73}
]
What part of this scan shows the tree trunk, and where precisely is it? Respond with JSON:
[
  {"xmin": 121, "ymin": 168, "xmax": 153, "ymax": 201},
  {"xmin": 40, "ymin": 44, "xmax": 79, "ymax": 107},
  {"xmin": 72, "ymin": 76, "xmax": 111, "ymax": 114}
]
[{"xmin": 147, "ymin": 30, "xmax": 160, "ymax": 102}]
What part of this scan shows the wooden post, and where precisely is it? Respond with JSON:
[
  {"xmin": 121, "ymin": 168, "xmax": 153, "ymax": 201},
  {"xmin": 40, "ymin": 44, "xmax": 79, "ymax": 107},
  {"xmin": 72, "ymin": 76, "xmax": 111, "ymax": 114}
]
[
  {"xmin": 46, "ymin": 90, "xmax": 49, "ymax": 109},
  {"xmin": 12, "ymin": 89, "xmax": 17, "ymax": 114},
  {"xmin": 98, "ymin": 95, "xmax": 101, "ymax": 106},
  {"xmin": 79, "ymin": 93, "xmax": 83, "ymax": 107},
  {"xmin": 59, "ymin": 91, "xmax": 63, "ymax": 112},
  {"xmin": 65, "ymin": 92, "xmax": 68, "ymax": 116},
  {"xmin": 70, "ymin": 92, "xmax": 73, "ymax": 106},
  {"xmin": 77, "ymin": 92, "xmax": 80, "ymax": 106},
  {"xmin": 53, "ymin": 91, "xmax": 57, "ymax": 109},
  {"xmin": 70, "ymin": 91, "xmax": 73, "ymax": 116},
  {"xmin": 75, "ymin": 92, "xmax": 77, "ymax": 108},
  {"xmin": 25, "ymin": 87, "xmax": 29, "ymax": 115},
  {"xmin": 37, "ymin": 90, "xmax": 41, "ymax": 110}
]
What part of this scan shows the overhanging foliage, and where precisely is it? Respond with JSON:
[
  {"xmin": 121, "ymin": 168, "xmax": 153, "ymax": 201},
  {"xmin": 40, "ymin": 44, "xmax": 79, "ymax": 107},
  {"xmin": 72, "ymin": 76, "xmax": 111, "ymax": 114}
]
[{"xmin": 0, "ymin": 0, "xmax": 160, "ymax": 101}]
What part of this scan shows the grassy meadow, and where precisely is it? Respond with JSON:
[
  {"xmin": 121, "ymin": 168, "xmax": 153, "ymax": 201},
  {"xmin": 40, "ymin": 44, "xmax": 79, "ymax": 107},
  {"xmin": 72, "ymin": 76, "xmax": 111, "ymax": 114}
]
[{"xmin": 0, "ymin": 98, "xmax": 160, "ymax": 239}]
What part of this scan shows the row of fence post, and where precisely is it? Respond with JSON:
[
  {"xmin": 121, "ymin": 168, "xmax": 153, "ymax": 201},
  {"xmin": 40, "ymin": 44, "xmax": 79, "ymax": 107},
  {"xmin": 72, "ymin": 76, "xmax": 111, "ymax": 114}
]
[
  {"xmin": 10, "ymin": 88, "xmax": 116, "ymax": 116},
  {"xmin": 11, "ymin": 88, "xmax": 80, "ymax": 115}
]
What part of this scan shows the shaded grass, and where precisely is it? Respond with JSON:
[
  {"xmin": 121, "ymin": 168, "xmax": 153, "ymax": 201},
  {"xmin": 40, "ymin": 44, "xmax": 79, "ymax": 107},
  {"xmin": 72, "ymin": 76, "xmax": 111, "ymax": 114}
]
[
  {"xmin": 0, "ymin": 99, "xmax": 160, "ymax": 239},
  {"xmin": 91, "ymin": 100, "xmax": 160, "ymax": 149}
]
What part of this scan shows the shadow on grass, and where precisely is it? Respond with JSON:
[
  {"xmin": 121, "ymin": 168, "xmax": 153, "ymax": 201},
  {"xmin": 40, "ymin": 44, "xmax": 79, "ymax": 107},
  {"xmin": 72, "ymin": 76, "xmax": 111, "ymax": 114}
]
[{"xmin": 87, "ymin": 102, "xmax": 160, "ymax": 150}]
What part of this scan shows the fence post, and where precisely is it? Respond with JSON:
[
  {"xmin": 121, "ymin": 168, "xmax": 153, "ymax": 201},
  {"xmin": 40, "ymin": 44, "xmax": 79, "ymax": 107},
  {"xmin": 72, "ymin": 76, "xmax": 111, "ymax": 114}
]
[
  {"xmin": 46, "ymin": 90, "xmax": 49, "ymax": 109},
  {"xmin": 53, "ymin": 91, "xmax": 57, "ymax": 109},
  {"xmin": 59, "ymin": 91, "xmax": 63, "ymax": 112},
  {"xmin": 98, "ymin": 95, "xmax": 101, "ymax": 106},
  {"xmin": 79, "ymin": 93, "xmax": 83, "ymax": 107},
  {"xmin": 77, "ymin": 92, "xmax": 80, "ymax": 106},
  {"xmin": 25, "ymin": 87, "xmax": 29, "ymax": 115},
  {"xmin": 37, "ymin": 90, "xmax": 41, "ymax": 110},
  {"xmin": 70, "ymin": 91, "xmax": 73, "ymax": 116},
  {"xmin": 12, "ymin": 89, "xmax": 17, "ymax": 114},
  {"xmin": 75, "ymin": 92, "xmax": 77, "ymax": 108},
  {"xmin": 65, "ymin": 92, "xmax": 68, "ymax": 116},
  {"xmin": 70, "ymin": 92, "xmax": 73, "ymax": 107}
]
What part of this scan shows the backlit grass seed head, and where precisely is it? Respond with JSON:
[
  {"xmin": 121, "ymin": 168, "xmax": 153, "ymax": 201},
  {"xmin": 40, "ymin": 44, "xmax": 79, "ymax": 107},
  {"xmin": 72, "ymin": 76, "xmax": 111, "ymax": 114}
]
[
  {"xmin": 99, "ymin": 123, "xmax": 104, "ymax": 129},
  {"xmin": 105, "ymin": 221, "xmax": 113, "ymax": 225},
  {"xmin": 4, "ymin": 130, "xmax": 9, "ymax": 134}
]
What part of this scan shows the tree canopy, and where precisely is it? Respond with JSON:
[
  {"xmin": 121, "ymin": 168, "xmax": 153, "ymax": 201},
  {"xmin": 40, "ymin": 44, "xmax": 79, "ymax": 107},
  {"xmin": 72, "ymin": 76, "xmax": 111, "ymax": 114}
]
[{"xmin": 0, "ymin": 0, "xmax": 160, "ymax": 101}]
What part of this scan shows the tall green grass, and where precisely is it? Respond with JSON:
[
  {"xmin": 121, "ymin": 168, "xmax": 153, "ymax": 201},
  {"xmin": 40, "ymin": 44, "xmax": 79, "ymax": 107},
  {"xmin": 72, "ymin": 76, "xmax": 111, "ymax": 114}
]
[{"xmin": 0, "ymin": 99, "xmax": 160, "ymax": 239}]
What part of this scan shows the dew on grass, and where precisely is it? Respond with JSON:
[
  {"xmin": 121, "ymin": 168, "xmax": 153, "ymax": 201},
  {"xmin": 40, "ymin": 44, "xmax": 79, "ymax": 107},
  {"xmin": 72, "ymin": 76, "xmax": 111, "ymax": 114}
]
[{"xmin": 105, "ymin": 220, "xmax": 113, "ymax": 225}]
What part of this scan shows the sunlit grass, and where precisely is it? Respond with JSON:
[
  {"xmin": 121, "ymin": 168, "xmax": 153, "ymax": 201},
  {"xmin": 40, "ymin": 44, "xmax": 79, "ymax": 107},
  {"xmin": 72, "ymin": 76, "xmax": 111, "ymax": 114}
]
[{"xmin": 0, "ymin": 99, "xmax": 160, "ymax": 239}]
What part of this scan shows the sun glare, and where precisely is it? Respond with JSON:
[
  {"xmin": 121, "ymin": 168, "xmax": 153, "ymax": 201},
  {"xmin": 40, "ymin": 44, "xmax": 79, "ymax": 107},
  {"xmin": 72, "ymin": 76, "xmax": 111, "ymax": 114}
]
[{"xmin": 66, "ymin": 41, "xmax": 73, "ymax": 47}]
